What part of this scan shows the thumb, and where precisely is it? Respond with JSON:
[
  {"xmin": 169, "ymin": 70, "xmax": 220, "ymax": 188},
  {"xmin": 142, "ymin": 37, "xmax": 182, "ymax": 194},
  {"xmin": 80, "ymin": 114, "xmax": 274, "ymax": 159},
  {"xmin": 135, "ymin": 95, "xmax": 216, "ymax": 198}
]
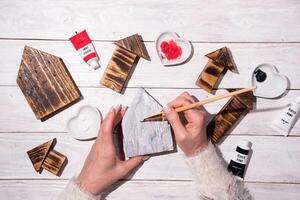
[
  {"xmin": 121, "ymin": 156, "xmax": 145, "ymax": 175},
  {"xmin": 163, "ymin": 105, "xmax": 186, "ymax": 136}
]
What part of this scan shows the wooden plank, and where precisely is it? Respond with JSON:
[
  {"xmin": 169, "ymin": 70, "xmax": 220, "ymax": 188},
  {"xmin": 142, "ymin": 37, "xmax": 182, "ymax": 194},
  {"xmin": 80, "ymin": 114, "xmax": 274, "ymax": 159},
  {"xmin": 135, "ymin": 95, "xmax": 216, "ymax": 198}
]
[
  {"xmin": 1, "ymin": 133, "xmax": 300, "ymax": 183},
  {"xmin": 1, "ymin": 40, "xmax": 300, "ymax": 89},
  {"xmin": 1, "ymin": 180, "xmax": 300, "ymax": 200},
  {"xmin": 16, "ymin": 46, "xmax": 81, "ymax": 121},
  {"xmin": 0, "ymin": 87, "xmax": 299, "ymax": 135},
  {"xmin": 0, "ymin": 0, "xmax": 299, "ymax": 42}
]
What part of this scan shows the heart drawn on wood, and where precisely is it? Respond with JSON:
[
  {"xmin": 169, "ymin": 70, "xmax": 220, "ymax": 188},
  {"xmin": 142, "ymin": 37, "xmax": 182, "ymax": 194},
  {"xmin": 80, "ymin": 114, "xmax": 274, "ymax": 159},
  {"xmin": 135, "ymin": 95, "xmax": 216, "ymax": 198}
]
[
  {"xmin": 251, "ymin": 63, "xmax": 288, "ymax": 98},
  {"xmin": 67, "ymin": 105, "xmax": 102, "ymax": 140},
  {"xmin": 155, "ymin": 32, "xmax": 192, "ymax": 66}
]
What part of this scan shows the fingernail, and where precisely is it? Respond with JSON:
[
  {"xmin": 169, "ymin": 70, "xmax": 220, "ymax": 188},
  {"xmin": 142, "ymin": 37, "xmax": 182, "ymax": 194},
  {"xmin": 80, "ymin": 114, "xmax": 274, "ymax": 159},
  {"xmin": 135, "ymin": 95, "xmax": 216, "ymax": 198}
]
[
  {"xmin": 115, "ymin": 104, "xmax": 121, "ymax": 110},
  {"xmin": 109, "ymin": 106, "xmax": 114, "ymax": 112},
  {"xmin": 143, "ymin": 156, "xmax": 150, "ymax": 161},
  {"xmin": 163, "ymin": 104, "xmax": 171, "ymax": 114}
]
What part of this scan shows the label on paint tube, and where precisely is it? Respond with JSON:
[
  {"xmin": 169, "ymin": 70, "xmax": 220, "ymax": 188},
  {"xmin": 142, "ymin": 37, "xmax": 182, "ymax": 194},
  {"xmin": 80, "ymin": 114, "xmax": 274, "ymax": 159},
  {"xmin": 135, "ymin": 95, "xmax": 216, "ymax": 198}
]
[
  {"xmin": 231, "ymin": 150, "xmax": 248, "ymax": 165},
  {"xmin": 69, "ymin": 30, "xmax": 100, "ymax": 69},
  {"xmin": 77, "ymin": 43, "xmax": 97, "ymax": 62},
  {"xmin": 270, "ymin": 97, "xmax": 300, "ymax": 136}
]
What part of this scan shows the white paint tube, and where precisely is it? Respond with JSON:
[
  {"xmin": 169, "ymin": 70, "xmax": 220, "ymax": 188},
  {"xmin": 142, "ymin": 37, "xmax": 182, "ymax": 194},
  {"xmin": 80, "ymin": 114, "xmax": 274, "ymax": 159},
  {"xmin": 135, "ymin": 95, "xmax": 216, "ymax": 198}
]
[{"xmin": 270, "ymin": 96, "xmax": 300, "ymax": 136}]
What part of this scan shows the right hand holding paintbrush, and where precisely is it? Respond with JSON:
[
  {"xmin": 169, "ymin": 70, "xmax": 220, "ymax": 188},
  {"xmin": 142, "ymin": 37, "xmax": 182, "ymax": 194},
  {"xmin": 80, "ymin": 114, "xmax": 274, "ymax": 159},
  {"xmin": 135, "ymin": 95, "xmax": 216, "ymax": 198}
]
[{"xmin": 162, "ymin": 92, "xmax": 208, "ymax": 157}]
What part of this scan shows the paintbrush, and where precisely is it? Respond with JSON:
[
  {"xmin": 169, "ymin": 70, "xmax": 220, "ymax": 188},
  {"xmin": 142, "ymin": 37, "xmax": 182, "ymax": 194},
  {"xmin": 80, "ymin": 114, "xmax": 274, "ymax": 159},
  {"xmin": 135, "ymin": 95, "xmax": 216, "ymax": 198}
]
[{"xmin": 141, "ymin": 85, "xmax": 256, "ymax": 122}]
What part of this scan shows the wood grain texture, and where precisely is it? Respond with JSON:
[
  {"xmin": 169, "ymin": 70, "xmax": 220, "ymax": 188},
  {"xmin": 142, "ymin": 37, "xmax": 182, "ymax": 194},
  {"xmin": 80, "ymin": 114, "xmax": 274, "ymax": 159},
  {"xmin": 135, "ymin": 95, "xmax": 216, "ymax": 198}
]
[
  {"xmin": 26, "ymin": 138, "xmax": 55, "ymax": 172},
  {"xmin": 42, "ymin": 150, "xmax": 67, "ymax": 176},
  {"xmin": 196, "ymin": 60, "xmax": 225, "ymax": 93},
  {"xmin": 121, "ymin": 89, "xmax": 173, "ymax": 157},
  {"xmin": 16, "ymin": 46, "xmax": 81, "ymax": 121},
  {"xmin": 1, "ymin": 41, "xmax": 300, "ymax": 89},
  {"xmin": 207, "ymin": 92, "xmax": 254, "ymax": 143},
  {"xmin": 196, "ymin": 47, "xmax": 237, "ymax": 93},
  {"xmin": 101, "ymin": 46, "xmax": 138, "ymax": 93},
  {"xmin": 205, "ymin": 47, "xmax": 235, "ymax": 71},
  {"xmin": 0, "ymin": 0, "xmax": 299, "ymax": 42},
  {"xmin": 115, "ymin": 34, "xmax": 150, "ymax": 60}
]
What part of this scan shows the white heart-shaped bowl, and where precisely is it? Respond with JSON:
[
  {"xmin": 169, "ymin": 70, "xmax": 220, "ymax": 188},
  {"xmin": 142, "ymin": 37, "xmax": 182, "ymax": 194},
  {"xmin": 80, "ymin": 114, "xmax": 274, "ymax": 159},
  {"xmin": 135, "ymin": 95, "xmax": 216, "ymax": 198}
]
[
  {"xmin": 67, "ymin": 105, "xmax": 102, "ymax": 140},
  {"xmin": 251, "ymin": 63, "xmax": 288, "ymax": 98},
  {"xmin": 155, "ymin": 31, "xmax": 192, "ymax": 66}
]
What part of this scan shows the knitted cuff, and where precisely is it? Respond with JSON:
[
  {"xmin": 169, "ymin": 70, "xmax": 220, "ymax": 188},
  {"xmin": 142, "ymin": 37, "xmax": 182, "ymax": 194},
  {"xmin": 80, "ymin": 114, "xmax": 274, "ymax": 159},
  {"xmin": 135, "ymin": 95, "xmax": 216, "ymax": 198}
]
[
  {"xmin": 185, "ymin": 142, "xmax": 233, "ymax": 200},
  {"xmin": 60, "ymin": 178, "xmax": 102, "ymax": 200}
]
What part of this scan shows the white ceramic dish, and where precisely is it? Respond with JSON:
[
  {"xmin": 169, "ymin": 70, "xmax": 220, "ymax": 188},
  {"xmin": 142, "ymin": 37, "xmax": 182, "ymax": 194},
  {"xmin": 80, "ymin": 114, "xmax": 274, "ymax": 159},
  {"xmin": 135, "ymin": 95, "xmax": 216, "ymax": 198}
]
[
  {"xmin": 67, "ymin": 105, "xmax": 102, "ymax": 140},
  {"xmin": 251, "ymin": 63, "xmax": 288, "ymax": 98},
  {"xmin": 155, "ymin": 31, "xmax": 192, "ymax": 66}
]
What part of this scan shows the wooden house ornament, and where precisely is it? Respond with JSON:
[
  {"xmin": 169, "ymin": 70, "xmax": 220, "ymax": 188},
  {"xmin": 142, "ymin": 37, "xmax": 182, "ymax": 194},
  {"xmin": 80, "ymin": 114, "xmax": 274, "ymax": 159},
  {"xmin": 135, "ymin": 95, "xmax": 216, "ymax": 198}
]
[
  {"xmin": 207, "ymin": 90, "xmax": 255, "ymax": 143},
  {"xmin": 101, "ymin": 34, "xmax": 150, "ymax": 93},
  {"xmin": 196, "ymin": 47, "xmax": 236, "ymax": 93},
  {"xmin": 17, "ymin": 46, "xmax": 81, "ymax": 121},
  {"xmin": 27, "ymin": 138, "xmax": 67, "ymax": 176},
  {"xmin": 27, "ymin": 138, "xmax": 56, "ymax": 172}
]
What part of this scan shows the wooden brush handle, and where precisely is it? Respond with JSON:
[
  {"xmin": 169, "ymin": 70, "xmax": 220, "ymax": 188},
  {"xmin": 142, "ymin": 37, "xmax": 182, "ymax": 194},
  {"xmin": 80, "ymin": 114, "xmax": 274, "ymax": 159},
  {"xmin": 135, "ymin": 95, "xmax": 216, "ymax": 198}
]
[
  {"xmin": 174, "ymin": 86, "xmax": 256, "ymax": 113},
  {"xmin": 142, "ymin": 86, "xmax": 256, "ymax": 122}
]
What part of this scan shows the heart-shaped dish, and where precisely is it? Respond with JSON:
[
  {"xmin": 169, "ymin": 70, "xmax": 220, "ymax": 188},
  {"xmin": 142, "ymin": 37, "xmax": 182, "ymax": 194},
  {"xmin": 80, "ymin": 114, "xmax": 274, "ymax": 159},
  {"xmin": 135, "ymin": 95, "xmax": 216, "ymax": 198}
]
[
  {"xmin": 67, "ymin": 105, "xmax": 102, "ymax": 140},
  {"xmin": 251, "ymin": 63, "xmax": 288, "ymax": 98},
  {"xmin": 155, "ymin": 32, "xmax": 192, "ymax": 66}
]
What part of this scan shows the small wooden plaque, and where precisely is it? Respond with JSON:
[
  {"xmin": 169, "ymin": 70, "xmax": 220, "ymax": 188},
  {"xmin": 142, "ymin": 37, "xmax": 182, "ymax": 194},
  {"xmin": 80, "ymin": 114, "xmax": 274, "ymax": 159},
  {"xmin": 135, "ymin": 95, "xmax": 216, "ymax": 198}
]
[
  {"xmin": 17, "ymin": 46, "xmax": 81, "ymax": 121},
  {"xmin": 27, "ymin": 138, "xmax": 56, "ymax": 172},
  {"xmin": 114, "ymin": 34, "xmax": 150, "ymax": 60},
  {"xmin": 42, "ymin": 149, "xmax": 67, "ymax": 176},
  {"xmin": 100, "ymin": 46, "xmax": 138, "ymax": 93},
  {"xmin": 195, "ymin": 61, "xmax": 225, "ymax": 93}
]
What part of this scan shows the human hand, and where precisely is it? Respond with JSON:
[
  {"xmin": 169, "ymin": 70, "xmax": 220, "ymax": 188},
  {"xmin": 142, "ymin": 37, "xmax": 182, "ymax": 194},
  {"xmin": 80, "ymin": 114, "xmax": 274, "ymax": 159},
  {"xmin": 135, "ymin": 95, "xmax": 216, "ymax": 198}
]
[
  {"xmin": 76, "ymin": 105, "xmax": 147, "ymax": 195},
  {"xmin": 163, "ymin": 92, "xmax": 208, "ymax": 157}
]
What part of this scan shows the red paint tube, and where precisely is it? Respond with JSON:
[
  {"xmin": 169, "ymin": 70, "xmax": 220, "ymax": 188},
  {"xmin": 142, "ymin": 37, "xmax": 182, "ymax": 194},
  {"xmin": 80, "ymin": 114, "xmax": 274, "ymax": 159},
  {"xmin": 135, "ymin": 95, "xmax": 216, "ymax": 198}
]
[{"xmin": 69, "ymin": 30, "xmax": 100, "ymax": 69}]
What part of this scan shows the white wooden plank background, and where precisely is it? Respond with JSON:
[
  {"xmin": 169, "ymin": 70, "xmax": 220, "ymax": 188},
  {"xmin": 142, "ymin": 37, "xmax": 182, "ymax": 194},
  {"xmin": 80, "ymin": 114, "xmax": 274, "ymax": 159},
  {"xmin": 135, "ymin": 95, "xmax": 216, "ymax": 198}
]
[
  {"xmin": 0, "ymin": 0, "xmax": 299, "ymax": 199},
  {"xmin": 0, "ymin": 0, "xmax": 299, "ymax": 42}
]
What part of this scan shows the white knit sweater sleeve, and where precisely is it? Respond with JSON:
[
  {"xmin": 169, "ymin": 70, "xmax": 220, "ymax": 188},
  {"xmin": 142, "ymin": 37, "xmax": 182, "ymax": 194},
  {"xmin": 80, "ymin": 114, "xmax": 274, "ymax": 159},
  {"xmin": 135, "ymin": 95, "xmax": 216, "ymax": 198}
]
[
  {"xmin": 60, "ymin": 178, "xmax": 102, "ymax": 200},
  {"xmin": 185, "ymin": 142, "xmax": 253, "ymax": 200}
]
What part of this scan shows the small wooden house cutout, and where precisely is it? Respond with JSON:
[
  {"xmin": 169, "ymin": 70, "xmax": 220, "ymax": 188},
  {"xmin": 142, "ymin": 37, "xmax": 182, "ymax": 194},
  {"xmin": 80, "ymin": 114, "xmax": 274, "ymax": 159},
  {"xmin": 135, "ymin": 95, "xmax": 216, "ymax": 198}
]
[
  {"xmin": 207, "ymin": 90, "xmax": 255, "ymax": 143},
  {"xmin": 27, "ymin": 138, "xmax": 67, "ymax": 176},
  {"xmin": 196, "ymin": 47, "xmax": 237, "ymax": 93},
  {"xmin": 16, "ymin": 46, "xmax": 81, "ymax": 121},
  {"xmin": 101, "ymin": 34, "xmax": 150, "ymax": 93}
]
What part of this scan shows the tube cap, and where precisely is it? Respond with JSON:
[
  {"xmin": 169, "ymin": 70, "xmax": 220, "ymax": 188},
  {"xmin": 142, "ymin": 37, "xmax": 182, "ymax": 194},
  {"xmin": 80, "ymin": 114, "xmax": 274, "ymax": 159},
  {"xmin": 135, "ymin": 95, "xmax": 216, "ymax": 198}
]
[
  {"xmin": 89, "ymin": 60, "xmax": 100, "ymax": 70},
  {"xmin": 238, "ymin": 140, "xmax": 252, "ymax": 150}
]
